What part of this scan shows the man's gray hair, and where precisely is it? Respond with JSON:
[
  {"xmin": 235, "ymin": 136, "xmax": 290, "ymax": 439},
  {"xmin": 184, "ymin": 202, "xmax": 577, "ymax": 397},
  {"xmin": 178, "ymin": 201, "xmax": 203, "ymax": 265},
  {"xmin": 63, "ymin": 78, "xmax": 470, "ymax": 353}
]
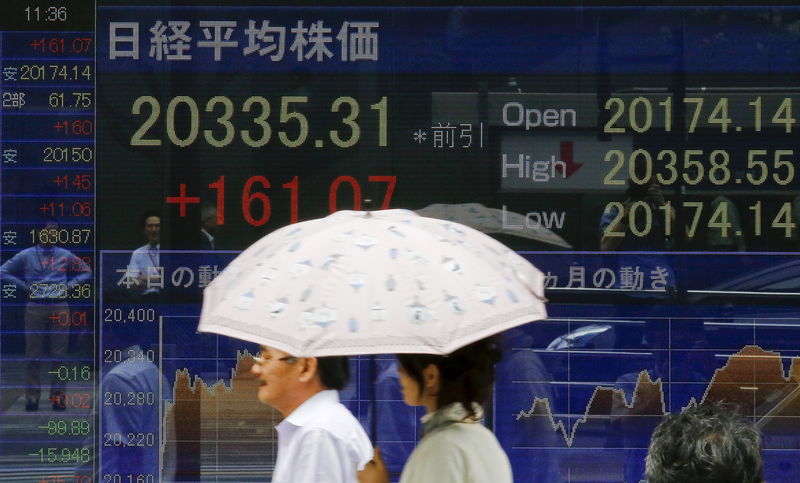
[{"xmin": 645, "ymin": 403, "xmax": 763, "ymax": 483}]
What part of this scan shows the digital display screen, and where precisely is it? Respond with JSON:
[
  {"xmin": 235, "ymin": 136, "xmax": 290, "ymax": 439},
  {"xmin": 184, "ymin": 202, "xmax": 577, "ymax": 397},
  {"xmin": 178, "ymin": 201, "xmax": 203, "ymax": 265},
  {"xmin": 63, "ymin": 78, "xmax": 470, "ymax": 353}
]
[{"xmin": 1, "ymin": 2, "xmax": 799, "ymax": 482}]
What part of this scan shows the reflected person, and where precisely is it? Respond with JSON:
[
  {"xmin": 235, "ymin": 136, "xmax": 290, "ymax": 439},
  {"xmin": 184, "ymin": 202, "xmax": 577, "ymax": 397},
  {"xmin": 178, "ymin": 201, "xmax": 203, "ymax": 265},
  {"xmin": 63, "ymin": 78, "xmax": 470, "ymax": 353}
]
[
  {"xmin": 599, "ymin": 168, "xmax": 676, "ymax": 303},
  {"xmin": 199, "ymin": 204, "xmax": 219, "ymax": 250},
  {"xmin": 0, "ymin": 220, "xmax": 92, "ymax": 410},
  {"xmin": 126, "ymin": 211, "xmax": 162, "ymax": 301},
  {"xmin": 600, "ymin": 175, "xmax": 673, "ymax": 252},
  {"xmin": 98, "ymin": 324, "xmax": 175, "ymax": 480}
]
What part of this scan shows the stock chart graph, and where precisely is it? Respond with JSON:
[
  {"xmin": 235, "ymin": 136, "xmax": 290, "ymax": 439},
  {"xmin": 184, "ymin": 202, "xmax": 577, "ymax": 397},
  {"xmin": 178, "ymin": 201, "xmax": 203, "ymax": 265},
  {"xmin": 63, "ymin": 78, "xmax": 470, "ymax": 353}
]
[
  {"xmin": 3, "ymin": 3, "xmax": 800, "ymax": 481},
  {"xmin": 94, "ymin": 251, "xmax": 800, "ymax": 482}
]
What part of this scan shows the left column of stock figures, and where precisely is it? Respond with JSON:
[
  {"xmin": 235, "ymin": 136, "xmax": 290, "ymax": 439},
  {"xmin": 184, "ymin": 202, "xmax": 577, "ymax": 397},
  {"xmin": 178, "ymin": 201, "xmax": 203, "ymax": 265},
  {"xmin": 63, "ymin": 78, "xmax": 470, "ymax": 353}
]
[{"xmin": 1, "ymin": 2, "xmax": 97, "ymax": 482}]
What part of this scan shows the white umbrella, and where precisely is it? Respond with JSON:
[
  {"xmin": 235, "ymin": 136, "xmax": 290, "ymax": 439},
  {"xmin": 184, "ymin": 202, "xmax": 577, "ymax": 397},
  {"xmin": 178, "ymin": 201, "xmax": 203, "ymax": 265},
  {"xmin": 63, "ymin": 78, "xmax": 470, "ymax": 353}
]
[
  {"xmin": 198, "ymin": 209, "xmax": 546, "ymax": 356},
  {"xmin": 415, "ymin": 203, "xmax": 572, "ymax": 248}
]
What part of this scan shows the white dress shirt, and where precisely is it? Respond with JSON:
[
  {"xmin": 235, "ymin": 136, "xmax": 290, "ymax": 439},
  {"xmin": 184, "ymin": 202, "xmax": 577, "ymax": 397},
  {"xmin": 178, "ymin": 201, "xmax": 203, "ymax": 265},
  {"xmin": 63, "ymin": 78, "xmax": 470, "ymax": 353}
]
[
  {"xmin": 272, "ymin": 390, "xmax": 372, "ymax": 483},
  {"xmin": 126, "ymin": 243, "xmax": 160, "ymax": 294}
]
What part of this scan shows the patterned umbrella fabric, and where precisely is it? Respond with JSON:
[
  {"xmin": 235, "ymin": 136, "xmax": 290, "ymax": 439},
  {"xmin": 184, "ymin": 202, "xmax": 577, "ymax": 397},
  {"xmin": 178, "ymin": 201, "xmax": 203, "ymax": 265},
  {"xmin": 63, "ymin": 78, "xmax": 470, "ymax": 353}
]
[{"xmin": 198, "ymin": 209, "xmax": 546, "ymax": 356}]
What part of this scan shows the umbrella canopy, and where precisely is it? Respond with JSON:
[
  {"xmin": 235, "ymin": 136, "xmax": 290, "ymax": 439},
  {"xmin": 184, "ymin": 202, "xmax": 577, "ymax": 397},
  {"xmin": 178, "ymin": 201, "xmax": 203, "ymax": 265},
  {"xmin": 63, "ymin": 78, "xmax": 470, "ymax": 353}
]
[
  {"xmin": 415, "ymin": 202, "xmax": 572, "ymax": 249},
  {"xmin": 198, "ymin": 209, "xmax": 546, "ymax": 356}
]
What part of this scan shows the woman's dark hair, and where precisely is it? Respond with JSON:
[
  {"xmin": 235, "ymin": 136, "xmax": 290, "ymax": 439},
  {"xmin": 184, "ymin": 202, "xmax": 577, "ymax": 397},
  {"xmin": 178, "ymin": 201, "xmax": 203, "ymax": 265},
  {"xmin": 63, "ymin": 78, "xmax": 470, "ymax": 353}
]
[
  {"xmin": 316, "ymin": 356, "xmax": 349, "ymax": 391},
  {"xmin": 397, "ymin": 335, "xmax": 502, "ymax": 418}
]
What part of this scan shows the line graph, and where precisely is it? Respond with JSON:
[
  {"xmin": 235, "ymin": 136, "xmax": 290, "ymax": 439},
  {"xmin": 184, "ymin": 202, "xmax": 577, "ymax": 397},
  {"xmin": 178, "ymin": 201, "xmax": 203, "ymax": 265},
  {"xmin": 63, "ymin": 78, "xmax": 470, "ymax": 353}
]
[
  {"xmin": 163, "ymin": 350, "xmax": 281, "ymax": 480},
  {"xmin": 494, "ymin": 315, "xmax": 800, "ymax": 482},
  {"xmin": 96, "ymin": 249, "xmax": 800, "ymax": 482},
  {"xmin": 514, "ymin": 345, "xmax": 800, "ymax": 448}
]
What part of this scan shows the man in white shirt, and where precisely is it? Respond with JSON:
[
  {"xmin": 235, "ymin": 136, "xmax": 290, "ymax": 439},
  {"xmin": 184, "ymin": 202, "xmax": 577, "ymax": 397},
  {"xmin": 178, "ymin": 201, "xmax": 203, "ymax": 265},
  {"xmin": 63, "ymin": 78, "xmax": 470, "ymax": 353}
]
[
  {"xmin": 251, "ymin": 346, "xmax": 372, "ymax": 483},
  {"xmin": 126, "ymin": 212, "xmax": 161, "ymax": 300}
]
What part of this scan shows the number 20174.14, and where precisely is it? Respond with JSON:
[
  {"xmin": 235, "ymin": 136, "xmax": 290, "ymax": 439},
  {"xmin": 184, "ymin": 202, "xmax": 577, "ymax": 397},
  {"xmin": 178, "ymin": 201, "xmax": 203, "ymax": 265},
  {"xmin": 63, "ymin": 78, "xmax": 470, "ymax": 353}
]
[
  {"xmin": 603, "ymin": 200, "xmax": 796, "ymax": 239},
  {"xmin": 603, "ymin": 96, "xmax": 798, "ymax": 133}
]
